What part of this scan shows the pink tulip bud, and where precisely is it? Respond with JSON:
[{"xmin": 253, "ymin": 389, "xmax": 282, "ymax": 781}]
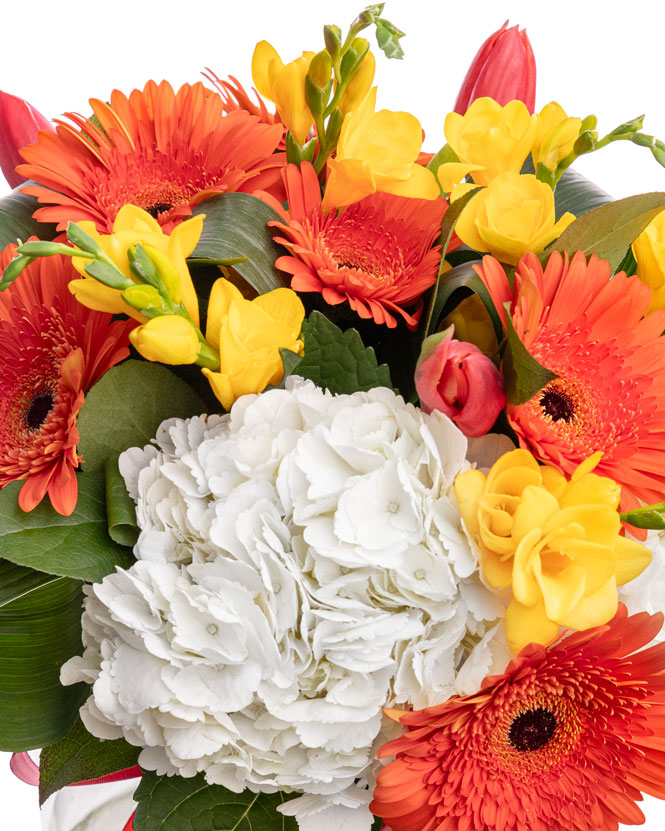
[
  {"xmin": 415, "ymin": 327, "xmax": 506, "ymax": 437},
  {"xmin": 0, "ymin": 90, "xmax": 52, "ymax": 189},
  {"xmin": 454, "ymin": 21, "xmax": 536, "ymax": 115}
]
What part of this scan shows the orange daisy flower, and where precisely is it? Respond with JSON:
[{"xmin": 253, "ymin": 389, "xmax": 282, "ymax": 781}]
[
  {"xmin": 269, "ymin": 162, "xmax": 447, "ymax": 329},
  {"xmin": 17, "ymin": 80, "xmax": 284, "ymax": 233},
  {"xmin": 371, "ymin": 604, "xmax": 665, "ymax": 831},
  {"xmin": 0, "ymin": 243, "xmax": 135, "ymax": 515},
  {"xmin": 477, "ymin": 250, "xmax": 665, "ymax": 516}
]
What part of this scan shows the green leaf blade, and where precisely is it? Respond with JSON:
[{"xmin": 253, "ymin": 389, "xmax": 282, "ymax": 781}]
[
  {"xmin": 0, "ymin": 186, "xmax": 57, "ymax": 248},
  {"xmin": 503, "ymin": 312, "xmax": 557, "ymax": 406}
]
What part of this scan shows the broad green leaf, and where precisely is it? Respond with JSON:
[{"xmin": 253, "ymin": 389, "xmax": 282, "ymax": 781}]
[
  {"xmin": 77, "ymin": 360, "xmax": 207, "ymax": 473},
  {"xmin": 0, "ymin": 560, "xmax": 64, "ymax": 608},
  {"xmin": 426, "ymin": 261, "xmax": 503, "ymax": 343},
  {"xmin": 277, "ymin": 346, "xmax": 303, "ymax": 385},
  {"xmin": 552, "ymin": 167, "xmax": 613, "ymax": 221},
  {"xmin": 192, "ymin": 193, "xmax": 287, "ymax": 294},
  {"xmin": 0, "ymin": 186, "xmax": 57, "ymax": 249},
  {"xmin": 0, "ymin": 575, "xmax": 86, "ymax": 751},
  {"xmin": 545, "ymin": 191, "xmax": 665, "ymax": 271},
  {"xmin": 133, "ymin": 771, "xmax": 297, "ymax": 831},
  {"xmin": 0, "ymin": 476, "xmax": 134, "ymax": 583},
  {"xmin": 424, "ymin": 187, "xmax": 481, "ymax": 336},
  {"xmin": 297, "ymin": 311, "xmax": 392, "ymax": 394},
  {"xmin": 39, "ymin": 717, "xmax": 140, "ymax": 805},
  {"xmin": 503, "ymin": 312, "xmax": 557, "ymax": 406},
  {"xmin": 105, "ymin": 454, "xmax": 139, "ymax": 548}
]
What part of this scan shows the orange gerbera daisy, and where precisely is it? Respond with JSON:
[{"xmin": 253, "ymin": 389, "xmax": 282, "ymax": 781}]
[
  {"xmin": 476, "ymin": 250, "xmax": 665, "ymax": 516},
  {"xmin": 269, "ymin": 162, "xmax": 447, "ymax": 329},
  {"xmin": 17, "ymin": 80, "xmax": 284, "ymax": 233},
  {"xmin": 371, "ymin": 604, "xmax": 665, "ymax": 831},
  {"xmin": 0, "ymin": 243, "xmax": 134, "ymax": 515}
]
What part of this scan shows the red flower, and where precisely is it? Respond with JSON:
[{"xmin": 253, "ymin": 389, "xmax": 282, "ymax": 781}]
[
  {"xmin": 0, "ymin": 90, "xmax": 53, "ymax": 188},
  {"xmin": 371, "ymin": 604, "xmax": 665, "ymax": 831},
  {"xmin": 17, "ymin": 81, "xmax": 285, "ymax": 232},
  {"xmin": 454, "ymin": 21, "xmax": 536, "ymax": 115},
  {"xmin": 0, "ymin": 243, "xmax": 135, "ymax": 515},
  {"xmin": 270, "ymin": 162, "xmax": 447, "ymax": 329}
]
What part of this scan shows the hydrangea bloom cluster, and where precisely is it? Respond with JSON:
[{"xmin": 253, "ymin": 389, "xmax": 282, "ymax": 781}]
[{"xmin": 62, "ymin": 378, "xmax": 504, "ymax": 798}]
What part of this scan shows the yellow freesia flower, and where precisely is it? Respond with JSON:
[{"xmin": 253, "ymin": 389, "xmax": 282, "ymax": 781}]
[
  {"xmin": 202, "ymin": 279, "xmax": 305, "ymax": 410},
  {"xmin": 322, "ymin": 88, "xmax": 439, "ymax": 212},
  {"xmin": 69, "ymin": 205, "xmax": 203, "ymax": 325},
  {"xmin": 632, "ymin": 209, "xmax": 665, "ymax": 313},
  {"xmin": 532, "ymin": 101, "xmax": 582, "ymax": 172},
  {"xmin": 454, "ymin": 449, "xmax": 651, "ymax": 654},
  {"xmin": 454, "ymin": 172, "xmax": 575, "ymax": 265},
  {"xmin": 130, "ymin": 315, "xmax": 201, "ymax": 365},
  {"xmin": 252, "ymin": 40, "xmax": 315, "ymax": 144},
  {"xmin": 444, "ymin": 97, "xmax": 537, "ymax": 186}
]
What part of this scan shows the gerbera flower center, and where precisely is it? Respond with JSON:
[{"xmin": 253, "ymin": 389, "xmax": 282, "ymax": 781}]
[
  {"xmin": 25, "ymin": 389, "xmax": 56, "ymax": 431},
  {"xmin": 144, "ymin": 202, "xmax": 174, "ymax": 219},
  {"xmin": 539, "ymin": 387, "xmax": 574, "ymax": 422},
  {"xmin": 508, "ymin": 707, "xmax": 557, "ymax": 752}
]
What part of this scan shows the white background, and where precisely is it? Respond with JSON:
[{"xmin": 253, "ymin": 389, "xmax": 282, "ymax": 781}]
[{"xmin": 2, "ymin": 0, "xmax": 665, "ymax": 827}]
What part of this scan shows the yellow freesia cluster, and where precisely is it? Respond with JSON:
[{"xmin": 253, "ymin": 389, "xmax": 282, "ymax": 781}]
[
  {"xmin": 633, "ymin": 209, "xmax": 665, "ymax": 313},
  {"xmin": 202, "ymin": 278, "xmax": 305, "ymax": 410},
  {"xmin": 438, "ymin": 98, "xmax": 581, "ymax": 263},
  {"xmin": 454, "ymin": 449, "xmax": 651, "ymax": 654},
  {"xmin": 322, "ymin": 88, "xmax": 439, "ymax": 211}
]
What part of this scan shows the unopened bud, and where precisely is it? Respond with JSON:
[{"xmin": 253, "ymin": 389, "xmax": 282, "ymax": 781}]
[
  {"xmin": 323, "ymin": 25, "xmax": 342, "ymax": 59},
  {"xmin": 340, "ymin": 37, "xmax": 370, "ymax": 83}
]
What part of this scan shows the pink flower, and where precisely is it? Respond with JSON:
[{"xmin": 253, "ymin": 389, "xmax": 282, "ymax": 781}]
[
  {"xmin": 0, "ymin": 90, "xmax": 52, "ymax": 188},
  {"xmin": 415, "ymin": 327, "xmax": 505, "ymax": 437},
  {"xmin": 454, "ymin": 21, "xmax": 536, "ymax": 115}
]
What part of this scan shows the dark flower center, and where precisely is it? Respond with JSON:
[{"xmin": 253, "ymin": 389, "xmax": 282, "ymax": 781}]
[
  {"xmin": 508, "ymin": 707, "xmax": 558, "ymax": 752},
  {"xmin": 144, "ymin": 202, "xmax": 173, "ymax": 219},
  {"xmin": 25, "ymin": 390, "xmax": 55, "ymax": 431},
  {"xmin": 539, "ymin": 387, "xmax": 575, "ymax": 422}
]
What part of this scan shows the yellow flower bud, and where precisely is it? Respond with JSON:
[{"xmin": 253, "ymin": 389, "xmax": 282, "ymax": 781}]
[
  {"xmin": 322, "ymin": 88, "xmax": 439, "ymax": 212},
  {"xmin": 122, "ymin": 283, "xmax": 164, "ymax": 312},
  {"xmin": 338, "ymin": 51, "xmax": 376, "ymax": 114},
  {"xmin": 454, "ymin": 449, "xmax": 651, "ymax": 653},
  {"xmin": 202, "ymin": 280, "xmax": 305, "ymax": 410},
  {"xmin": 129, "ymin": 315, "xmax": 201, "ymax": 365},
  {"xmin": 441, "ymin": 294, "xmax": 498, "ymax": 357},
  {"xmin": 532, "ymin": 101, "xmax": 582, "ymax": 172},
  {"xmin": 252, "ymin": 40, "xmax": 315, "ymax": 144},
  {"xmin": 632, "ymin": 209, "xmax": 665, "ymax": 313},
  {"xmin": 454, "ymin": 172, "xmax": 575, "ymax": 265},
  {"xmin": 444, "ymin": 97, "xmax": 537, "ymax": 186}
]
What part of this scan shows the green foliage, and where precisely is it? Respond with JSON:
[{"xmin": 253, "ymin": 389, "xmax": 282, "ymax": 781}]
[
  {"xmin": 133, "ymin": 771, "xmax": 298, "ymax": 831},
  {"xmin": 0, "ymin": 187, "xmax": 56, "ymax": 249},
  {"xmin": 502, "ymin": 311, "xmax": 557, "ymax": 406},
  {"xmin": 39, "ymin": 717, "xmax": 140, "ymax": 805},
  {"xmin": 192, "ymin": 194, "xmax": 287, "ymax": 294},
  {"xmin": 77, "ymin": 360, "xmax": 207, "ymax": 473},
  {"xmin": 545, "ymin": 191, "xmax": 665, "ymax": 272},
  {"xmin": 0, "ymin": 476, "xmax": 134, "ymax": 582},
  {"xmin": 426, "ymin": 261, "xmax": 503, "ymax": 343},
  {"xmin": 297, "ymin": 311, "xmax": 392, "ymax": 394},
  {"xmin": 552, "ymin": 167, "xmax": 614, "ymax": 221},
  {"xmin": 105, "ymin": 455, "xmax": 139, "ymax": 547},
  {"xmin": 0, "ymin": 569, "xmax": 86, "ymax": 750}
]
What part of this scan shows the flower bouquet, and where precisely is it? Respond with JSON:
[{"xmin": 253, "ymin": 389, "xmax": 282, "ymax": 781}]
[{"xmin": 3, "ymin": 5, "xmax": 665, "ymax": 830}]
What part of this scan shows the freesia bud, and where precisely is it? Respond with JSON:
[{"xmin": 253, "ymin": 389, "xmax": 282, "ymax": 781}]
[
  {"xmin": 130, "ymin": 315, "xmax": 200, "ymax": 365},
  {"xmin": 454, "ymin": 21, "xmax": 536, "ymax": 115},
  {"xmin": 415, "ymin": 326, "xmax": 505, "ymax": 437},
  {"xmin": 0, "ymin": 90, "xmax": 53, "ymax": 188}
]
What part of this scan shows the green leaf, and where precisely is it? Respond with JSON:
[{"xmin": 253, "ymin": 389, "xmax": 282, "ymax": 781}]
[
  {"xmin": 503, "ymin": 311, "xmax": 557, "ymax": 406},
  {"xmin": 133, "ymin": 771, "xmax": 297, "ymax": 831},
  {"xmin": 0, "ymin": 476, "xmax": 134, "ymax": 583},
  {"xmin": 545, "ymin": 191, "xmax": 665, "ymax": 272},
  {"xmin": 552, "ymin": 167, "xmax": 613, "ymax": 221},
  {"xmin": 426, "ymin": 143, "xmax": 460, "ymax": 178},
  {"xmin": 424, "ymin": 187, "xmax": 481, "ymax": 336},
  {"xmin": 0, "ymin": 560, "xmax": 64, "ymax": 608},
  {"xmin": 277, "ymin": 347, "xmax": 303, "ymax": 386},
  {"xmin": 297, "ymin": 311, "xmax": 391, "ymax": 394},
  {"xmin": 105, "ymin": 454, "xmax": 139, "ymax": 548},
  {"xmin": 0, "ymin": 573, "xmax": 86, "ymax": 751},
  {"xmin": 0, "ymin": 186, "xmax": 57, "ymax": 249},
  {"xmin": 191, "ymin": 194, "xmax": 287, "ymax": 294},
  {"xmin": 77, "ymin": 360, "xmax": 207, "ymax": 474},
  {"xmin": 39, "ymin": 717, "xmax": 140, "ymax": 805},
  {"xmin": 426, "ymin": 261, "xmax": 503, "ymax": 344}
]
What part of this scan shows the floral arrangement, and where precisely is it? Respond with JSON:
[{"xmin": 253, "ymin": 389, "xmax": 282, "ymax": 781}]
[{"xmin": 3, "ymin": 5, "xmax": 665, "ymax": 831}]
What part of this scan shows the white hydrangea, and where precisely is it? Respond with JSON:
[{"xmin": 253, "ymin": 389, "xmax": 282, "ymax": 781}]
[{"xmin": 62, "ymin": 378, "xmax": 503, "ymax": 802}]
